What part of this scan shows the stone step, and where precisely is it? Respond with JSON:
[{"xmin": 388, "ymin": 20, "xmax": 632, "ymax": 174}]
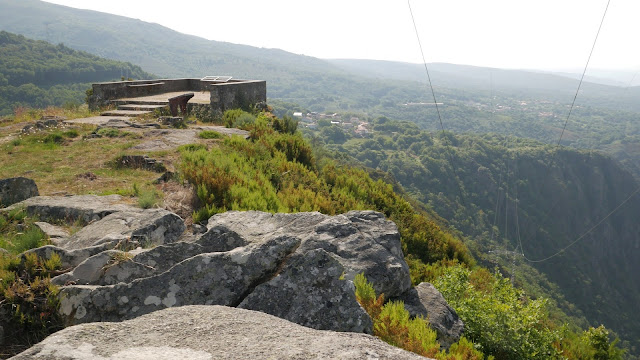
[
  {"xmin": 100, "ymin": 110, "xmax": 152, "ymax": 117},
  {"xmin": 118, "ymin": 104, "xmax": 167, "ymax": 111},
  {"xmin": 112, "ymin": 100, "xmax": 169, "ymax": 106}
]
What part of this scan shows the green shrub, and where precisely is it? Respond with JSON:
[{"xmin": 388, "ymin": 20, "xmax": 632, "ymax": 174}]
[
  {"xmin": 273, "ymin": 115, "xmax": 298, "ymax": 134},
  {"xmin": 63, "ymin": 129, "xmax": 79, "ymax": 138},
  {"xmin": 42, "ymin": 132, "xmax": 64, "ymax": 144},
  {"xmin": 198, "ymin": 130, "xmax": 223, "ymax": 139},
  {"xmin": 178, "ymin": 143, "xmax": 207, "ymax": 152},
  {"xmin": 433, "ymin": 266, "xmax": 561, "ymax": 359},
  {"xmin": 222, "ymin": 109, "xmax": 247, "ymax": 128}
]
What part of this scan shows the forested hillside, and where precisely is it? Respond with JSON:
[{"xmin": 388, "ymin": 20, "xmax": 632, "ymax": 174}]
[
  {"xmin": 1, "ymin": 0, "xmax": 639, "ymax": 178},
  {"xmin": 306, "ymin": 118, "xmax": 640, "ymax": 354},
  {"xmin": 0, "ymin": 31, "xmax": 152, "ymax": 115}
]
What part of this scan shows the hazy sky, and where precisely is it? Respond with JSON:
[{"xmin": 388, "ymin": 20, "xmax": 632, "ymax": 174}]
[{"xmin": 43, "ymin": 0, "xmax": 638, "ymax": 71}]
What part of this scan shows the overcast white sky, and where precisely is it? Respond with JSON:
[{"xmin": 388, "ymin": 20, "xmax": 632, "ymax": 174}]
[{"xmin": 43, "ymin": 0, "xmax": 638, "ymax": 71}]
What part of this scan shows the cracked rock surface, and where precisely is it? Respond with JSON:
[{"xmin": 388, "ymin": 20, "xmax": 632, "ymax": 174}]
[{"xmin": 6, "ymin": 196, "xmax": 461, "ymax": 353}]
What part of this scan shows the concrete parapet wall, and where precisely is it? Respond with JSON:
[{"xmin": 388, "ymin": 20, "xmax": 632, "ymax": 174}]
[
  {"xmin": 89, "ymin": 78, "xmax": 265, "ymax": 111},
  {"xmin": 209, "ymin": 80, "xmax": 267, "ymax": 112}
]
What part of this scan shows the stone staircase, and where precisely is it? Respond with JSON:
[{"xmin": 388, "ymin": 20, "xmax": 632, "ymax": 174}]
[{"xmin": 101, "ymin": 100, "xmax": 168, "ymax": 117}]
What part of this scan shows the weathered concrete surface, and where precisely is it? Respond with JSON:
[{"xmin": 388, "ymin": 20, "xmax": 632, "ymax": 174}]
[
  {"xmin": 0, "ymin": 177, "xmax": 39, "ymax": 207},
  {"xmin": 239, "ymin": 249, "xmax": 373, "ymax": 333},
  {"xmin": 206, "ymin": 210, "xmax": 412, "ymax": 297},
  {"xmin": 397, "ymin": 282, "xmax": 465, "ymax": 349},
  {"xmin": 12, "ymin": 305, "xmax": 428, "ymax": 360}
]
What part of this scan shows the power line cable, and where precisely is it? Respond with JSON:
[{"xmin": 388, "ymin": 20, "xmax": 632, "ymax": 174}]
[
  {"xmin": 408, "ymin": 0, "xmax": 467, "ymax": 207},
  {"xmin": 516, "ymin": 0, "xmax": 614, "ymax": 263},
  {"xmin": 555, "ymin": 0, "xmax": 611, "ymax": 150},
  {"xmin": 524, "ymin": 186, "xmax": 640, "ymax": 263}
]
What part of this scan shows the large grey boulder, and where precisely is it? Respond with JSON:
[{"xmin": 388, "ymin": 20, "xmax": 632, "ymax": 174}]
[
  {"xmin": 12, "ymin": 305, "xmax": 428, "ymax": 360},
  {"xmin": 0, "ymin": 177, "xmax": 38, "ymax": 207},
  {"xmin": 239, "ymin": 249, "xmax": 373, "ymax": 333},
  {"xmin": 58, "ymin": 236, "xmax": 301, "ymax": 324},
  {"xmin": 397, "ymin": 282, "xmax": 465, "ymax": 349},
  {"xmin": 206, "ymin": 210, "xmax": 412, "ymax": 297},
  {"xmin": 58, "ymin": 209, "xmax": 185, "ymax": 250}
]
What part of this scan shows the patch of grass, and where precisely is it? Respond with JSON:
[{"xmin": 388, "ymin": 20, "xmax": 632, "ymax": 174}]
[
  {"xmin": 0, "ymin": 125, "xmax": 160, "ymax": 196},
  {"xmin": 198, "ymin": 130, "xmax": 223, "ymax": 139},
  {"xmin": 96, "ymin": 128, "xmax": 122, "ymax": 138},
  {"xmin": 133, "ymin": 183, "xmax": 161, "ymax": 209},
  {"xmin": 0, "ymin": 208, "xmax": 50, "ymax": 255}
]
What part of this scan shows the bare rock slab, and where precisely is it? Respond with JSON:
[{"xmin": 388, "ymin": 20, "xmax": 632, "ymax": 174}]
[
  {"xmin": 3, "ymin": 195, "xmax": 133, "ymax": 223},
  {"xmin": 58, "ymin": 237, "xmax": 300, "ymax": 324},
  {"xmin": 12, "ymin": 305, "xmax": 428, "ymax": 360},
  {"xmin": 58, "ymin": 209, "xmax": 185, "ymax": 250},
  {"xmin": 397, "ymin": 282, "xmax": 464, "ymax": 349}
]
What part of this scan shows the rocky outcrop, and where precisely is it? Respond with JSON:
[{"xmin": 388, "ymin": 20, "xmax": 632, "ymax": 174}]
[
  {"xmin": 397, "ymin": 282, "xmax": 465, "ymax": 349},
  {"xmin": 52, "ymin": 209, "xmax": 410, "ymax": 336},
  {"xmin": 206, "ymin": 210, "xmax": 412, "ymax": 297},
  {"xmin": 0, "ymin": 177, "xmax": 39, "ymax": 207},
  {"xmin": 11, "ymin": 305, "xmax": 429, "ymax": 360},
  {"xmin": 7, "ymin": 196, "xmax": 461, "ymax": 353}
]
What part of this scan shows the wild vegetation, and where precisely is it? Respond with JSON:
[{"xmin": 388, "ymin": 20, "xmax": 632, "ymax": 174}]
[
  {"xmin": 306, "ymin": 117, "xmax": 640, "ymax": 356},
  {"xmin": 0, "ymin": 103, "xmax": 629, "ymax": 358},
  {"xmin": 0, "ymin": 207, "xmax": 63, "ymax": 358}
]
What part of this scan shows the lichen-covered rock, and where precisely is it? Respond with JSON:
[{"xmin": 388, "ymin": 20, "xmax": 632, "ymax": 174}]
[
  {"xmin": 58, "ymin": 209, "xmax": 185, "ymax": 250},
  {"xmin": 206, "ymin": 210, "xmax": 411, "ymax": 297},
  {"xmin": 58, "ymin": 236, "xmax": 301, "ymax": 325},
  {"xmin": 0, "ymin": 177, "xmax": 39, "ymax": 207},
  {"xmin": 12, "ymin": 305, "xmax": 429, "ymax": 360},
  {"xmin": 239, "ymin": 249, "xmax": 373, "ymax": 333},
  {"xmin": 397, "ymin": 282, "xmax": 464, "ymax": 349}
]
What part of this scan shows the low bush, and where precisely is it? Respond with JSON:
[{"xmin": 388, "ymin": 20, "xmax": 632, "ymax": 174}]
[{"xmin": 198, "ymin": 130, "xmax": 223, "ymax": 139}]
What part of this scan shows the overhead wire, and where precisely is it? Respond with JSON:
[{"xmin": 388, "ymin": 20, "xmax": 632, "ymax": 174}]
[
  {"xmin": 407, "ymin": 0, "xmax": 467, "ymax": 207},
  {"xmin": 554, "ymin": 0, "xmax": 611, "ymax": 150},
  {"xmin": 524, "ymin": 186, "xmax": 640, "ymax": 263},
  {"xmin": 407, "ymin": 0, "xmax": 635, "ymax": 265},
  {"xmin": 516, "ymin": 0, "xmax": 623, "ymax": 263}
]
